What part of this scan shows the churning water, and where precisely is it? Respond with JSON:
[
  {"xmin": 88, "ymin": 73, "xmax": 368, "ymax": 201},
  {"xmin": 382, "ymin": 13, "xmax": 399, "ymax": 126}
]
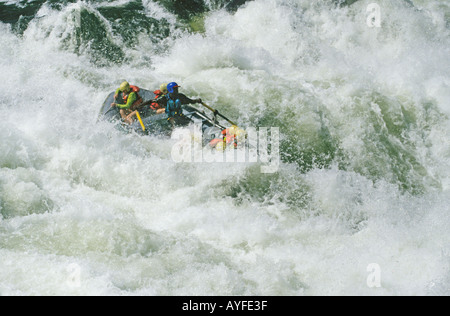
[{"xmin": 0, "ymin": 0, "xmax": 449, "ymax": 295}]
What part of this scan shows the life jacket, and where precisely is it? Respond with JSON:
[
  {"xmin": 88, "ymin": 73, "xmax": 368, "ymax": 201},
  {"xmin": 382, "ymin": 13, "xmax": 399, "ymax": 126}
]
[
  {"xmin": 120, "ymin": 85, "xmax": 143, "ymax": 110},
  {"xmin": 208, "ymin": 128, "xmax": 238, "ymax": 149},
  {"xmin": 166, "ymin": 94, "xmax": 182, "ymax": 118},
  {"xmin": 150, "ymin": 89, "xmax": 164, "ymax": 110}
]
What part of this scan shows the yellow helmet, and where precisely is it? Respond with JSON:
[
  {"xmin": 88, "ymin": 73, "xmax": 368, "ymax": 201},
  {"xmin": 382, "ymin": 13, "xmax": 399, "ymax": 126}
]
[
  {"xmin": 119, "ymin": 81, "xmax": 131, "ymax": 92},
  {"xmin": 228, "ymin": 125, "xmax": 238, "ymax": 136},
  {"xmin": 160, "ymin": 83, "xmax": 168, "ymax": 95}
]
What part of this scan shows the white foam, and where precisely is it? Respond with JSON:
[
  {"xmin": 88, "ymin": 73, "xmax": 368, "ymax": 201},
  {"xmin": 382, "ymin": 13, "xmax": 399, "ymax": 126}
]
[{"xmin": 0, "ymin": 0, "xmax": 449, "ymax": 295}]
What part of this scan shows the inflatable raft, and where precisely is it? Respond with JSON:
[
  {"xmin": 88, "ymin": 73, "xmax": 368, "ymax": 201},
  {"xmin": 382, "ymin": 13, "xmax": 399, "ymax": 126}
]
[{"xmin": 97, "ymin": 89, "xmax": 241, "ymax": 149}]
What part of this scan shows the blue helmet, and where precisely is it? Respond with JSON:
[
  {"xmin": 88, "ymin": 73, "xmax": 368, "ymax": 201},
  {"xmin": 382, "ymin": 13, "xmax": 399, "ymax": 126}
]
[{"xmin": 167, "ymin": 82, "xmax": 180, "ymax": 93}]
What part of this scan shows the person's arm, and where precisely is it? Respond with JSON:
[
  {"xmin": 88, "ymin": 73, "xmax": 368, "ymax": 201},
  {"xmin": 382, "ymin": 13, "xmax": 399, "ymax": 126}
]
[
  {"xmin": 141, "ymin": 95, "xmax": 166, "ymax": 107},
  {"xmin": 156, "ymin": 95, "xmax": 167, "ymax": 106},
  {"xmin": 141, "ymin": 99, "xmax": 152, "ymax": 107},
  {"xmin": 115, "ymin": 92, "xmax": 137, "ymax": 109},
  {"xmin": 114, "ymin": 88, "xmax": 120, "ymax": 99},
  {"xmin": 179, "ymin": 93, "xmax": 202, "ymax": 105},
  {"xmin": 111, "ymin": 88, "xmax": 121, "ymax": 106}
]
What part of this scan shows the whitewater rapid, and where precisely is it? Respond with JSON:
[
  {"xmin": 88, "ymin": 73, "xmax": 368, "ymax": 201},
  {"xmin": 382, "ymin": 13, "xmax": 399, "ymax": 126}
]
[{"xmin": 0, "ymin": 0, "xmax": 449, "ymax": 296}]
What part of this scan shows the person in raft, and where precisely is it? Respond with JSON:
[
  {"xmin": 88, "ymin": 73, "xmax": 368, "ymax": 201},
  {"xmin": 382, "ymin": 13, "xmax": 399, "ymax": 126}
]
[
  {"xmin": 111, "ymin": 81, "xmax": 143, "ymax": 125},
  {"xmin": 140, "ymin": 83, "xmax": 169, "ymax": 115},
  {"xmin": 164, "ymin": 82, "xmax": 203, "ymax": 127}
]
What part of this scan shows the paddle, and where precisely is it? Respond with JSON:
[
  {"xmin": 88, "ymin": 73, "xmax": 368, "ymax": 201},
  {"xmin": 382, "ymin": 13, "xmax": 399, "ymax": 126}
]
[
  {"xmin": 201, "ymin": 102, "xmax": 238, "ymax": 127},
  {"xmin": 104, "ymin": 106, "xmax": 116, "ymax": 116},
  {"xmin": 135, "ymin": 111, "xmax": 146, "ymax": 132},
  {"xmin": 97, "ymin": 104, "xmax": 118, "ymax": 122}
]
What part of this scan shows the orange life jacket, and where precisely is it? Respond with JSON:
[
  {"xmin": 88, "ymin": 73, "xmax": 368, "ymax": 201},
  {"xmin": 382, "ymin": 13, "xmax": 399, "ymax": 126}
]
[
  {"xmin": 149, "ymin": 89, "xmax": 164, "ymax": 110},
  {"xmin": 208, "ymin": 128, "xmax": 238, "ymax": 148}
]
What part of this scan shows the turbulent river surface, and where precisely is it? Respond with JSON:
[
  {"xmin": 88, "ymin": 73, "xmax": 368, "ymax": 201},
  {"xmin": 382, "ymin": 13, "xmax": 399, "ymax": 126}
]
[{"xmin": 0, "ymin": 0, "xmax": 449, "ymax": 295}]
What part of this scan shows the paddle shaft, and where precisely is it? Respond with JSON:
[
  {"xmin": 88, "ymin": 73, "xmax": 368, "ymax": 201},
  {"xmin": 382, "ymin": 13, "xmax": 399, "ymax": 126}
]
[
  {"xmin": 135, "ymin": 111, "xmax": 146, "ymax": 132},
  {"xmin": 201, "ymin": 102, "xmax": 237, "ymax": 127},
  {"xmin": 104, "ymin": 106, "xmax": 117, "ymax": 116}
]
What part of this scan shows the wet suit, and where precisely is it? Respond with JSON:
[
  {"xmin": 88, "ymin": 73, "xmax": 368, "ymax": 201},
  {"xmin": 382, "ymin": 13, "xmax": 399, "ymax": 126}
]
[
  {"xmin": 114, "ymin": 88, "xmax": 139, "ymax": 110},
  {"xmin": 112, "ymin": 85, "xmax": 144, "ymax": 125},
  {"xmin": 165, "ymin": 92, "xmax": 202, "ymax": 126}
]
